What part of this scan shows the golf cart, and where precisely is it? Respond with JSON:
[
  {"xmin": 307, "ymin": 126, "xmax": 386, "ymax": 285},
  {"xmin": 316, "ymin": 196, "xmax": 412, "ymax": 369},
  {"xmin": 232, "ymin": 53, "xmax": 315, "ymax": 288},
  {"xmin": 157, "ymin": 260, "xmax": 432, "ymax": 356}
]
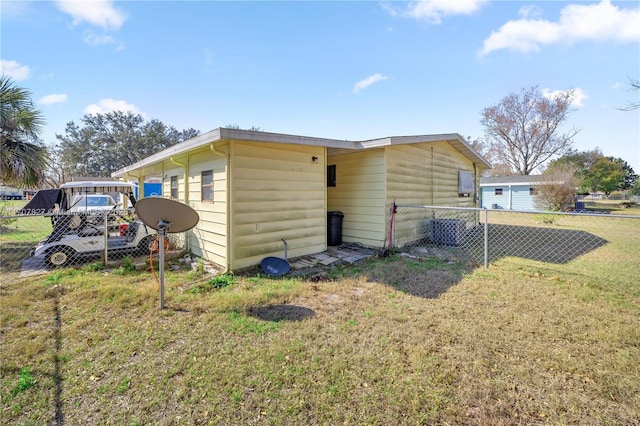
[{"xmin": 27, "ymin": 181, "xmax": 157, "ymax": 267}]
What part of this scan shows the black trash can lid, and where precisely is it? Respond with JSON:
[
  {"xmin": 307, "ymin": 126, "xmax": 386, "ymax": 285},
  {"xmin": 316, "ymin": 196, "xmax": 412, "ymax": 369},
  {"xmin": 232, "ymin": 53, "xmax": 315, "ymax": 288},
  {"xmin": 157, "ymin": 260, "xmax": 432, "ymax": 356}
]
[{"xmin": 328, "ymin": 211, "xmax": 344, "ymax": 216}]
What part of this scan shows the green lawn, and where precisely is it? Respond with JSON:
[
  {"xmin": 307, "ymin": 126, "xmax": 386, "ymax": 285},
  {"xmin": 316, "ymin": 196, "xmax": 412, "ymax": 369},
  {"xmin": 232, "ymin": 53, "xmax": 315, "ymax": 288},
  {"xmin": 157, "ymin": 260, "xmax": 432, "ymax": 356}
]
[
  {"xmin": 1, "ymin": 245, "xmax": 638, "ymax": 424},
  {"xmin": 1, "ymin": 200, "xmax": 639, "ymax": 424}
]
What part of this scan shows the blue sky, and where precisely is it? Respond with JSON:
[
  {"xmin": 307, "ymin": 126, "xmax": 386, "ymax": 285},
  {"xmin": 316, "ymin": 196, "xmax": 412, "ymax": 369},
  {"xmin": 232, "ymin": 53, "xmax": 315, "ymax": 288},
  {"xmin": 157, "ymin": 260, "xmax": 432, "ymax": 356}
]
[{"xmin": 2, "ymin": 0, "xmax": 639, "ymax": 173}]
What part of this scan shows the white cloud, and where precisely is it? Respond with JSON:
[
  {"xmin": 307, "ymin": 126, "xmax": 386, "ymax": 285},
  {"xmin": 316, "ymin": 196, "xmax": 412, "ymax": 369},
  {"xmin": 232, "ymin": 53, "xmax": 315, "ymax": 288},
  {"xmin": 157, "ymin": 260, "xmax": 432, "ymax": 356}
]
[
  {"xmin": 0, "ymin": 59, "xmax": 30, "ymax": 81},
  {"xmin": 611, "ymin": 82, "xmax": 624, "ymax": 90},
  {"xmin": 397, "ymin": 0, "xmax": 488, "ymax": 24},
  {"xmin": 353, "ymin": 74, "xmax": 390, "ymax": 93},
  {"xmin": 518, "ymin": 5, "xmax": 543, "ymax": 20},
  {"xmin": 84, "ymin": 98, "xmax": 144, "ymax": 116},
  {"xmin": 55, "ymin": 0, "xmax": 126, "ymax": 30},
  {"xmin": 542, "ymin": 87, "xmax": 588, "ymax": 108},
  {"xmin": 1, "ymin": 1, "xmax": 30, "ymax": 17},
  {"xmin": 480, "ymin": 0, "xmax": 640, "ymax": 56},
  {"xmin": 83, "ymin": 32, "xmax": 116, "ymax": 46},
  {"xmin": 38, "ymin": 93, "xmax": 68, "ymax": 105}
]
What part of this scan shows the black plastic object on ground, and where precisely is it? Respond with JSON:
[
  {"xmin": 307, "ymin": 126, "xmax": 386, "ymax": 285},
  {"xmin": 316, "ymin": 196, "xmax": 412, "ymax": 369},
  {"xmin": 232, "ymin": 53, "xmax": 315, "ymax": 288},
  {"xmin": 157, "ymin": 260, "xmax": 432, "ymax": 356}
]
[
  {"xmin": 260, "ymin": 239, "xmax": 290, "ymax": 277},
  {"xmin": 260, "ymin": 256, "xmax": 290, "ymax": 277},
  {"xmin": 327, "ymin": 211, "xmax": 344, "ymax": 246}
]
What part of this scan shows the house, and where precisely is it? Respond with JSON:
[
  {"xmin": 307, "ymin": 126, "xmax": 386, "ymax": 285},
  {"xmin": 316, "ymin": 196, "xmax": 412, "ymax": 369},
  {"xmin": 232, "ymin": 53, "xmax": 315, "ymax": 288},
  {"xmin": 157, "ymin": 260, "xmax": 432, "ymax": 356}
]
[
  {"xmin": 480, "ymin": 175, "xmax": 545, "ymax": 210},
  {"xmin": 112, "ymin": 128, "xmax": 491, "ymax": 272}
]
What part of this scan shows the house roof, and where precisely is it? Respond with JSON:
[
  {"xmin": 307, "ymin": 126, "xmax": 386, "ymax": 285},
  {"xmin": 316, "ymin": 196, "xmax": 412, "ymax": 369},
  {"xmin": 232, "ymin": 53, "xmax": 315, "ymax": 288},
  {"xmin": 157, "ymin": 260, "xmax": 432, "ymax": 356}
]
[
  {"xmin": 480, "ymin": 175, "xmax": 545, "ymax": 187},
  {"xmin": 112, "ymin": 128, "xmax": 492, "ymax": 178}
]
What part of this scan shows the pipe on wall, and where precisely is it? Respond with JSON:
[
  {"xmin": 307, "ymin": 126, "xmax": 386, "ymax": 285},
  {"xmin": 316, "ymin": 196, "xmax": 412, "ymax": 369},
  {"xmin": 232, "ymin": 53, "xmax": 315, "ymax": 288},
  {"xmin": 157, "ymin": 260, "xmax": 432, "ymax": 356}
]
[{"xmin": 169, "ymin": 156, "xmax": 188, "ymax": 204}]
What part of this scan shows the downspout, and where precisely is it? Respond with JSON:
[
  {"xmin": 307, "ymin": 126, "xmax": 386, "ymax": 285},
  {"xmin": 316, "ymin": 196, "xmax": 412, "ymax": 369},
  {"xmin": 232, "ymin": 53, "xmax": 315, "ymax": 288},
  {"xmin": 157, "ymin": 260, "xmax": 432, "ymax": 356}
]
[
  {"xmin": 210, "ymin": 143, "xmax": 231, "ymax": 272},
  {"xmin": 169, "ymin": 156, "xmax": 190, "ymax": 256},
  {"xmin": 169, "ymin": 156, "xmax": 188, "ymax": 204},
  {"xmin": 430, "ymin": 147, "xmax": 435, "ymax": 206},
  {"xmin": 473, "ymin": 163, "xmax": 478, "ymax": 207}
]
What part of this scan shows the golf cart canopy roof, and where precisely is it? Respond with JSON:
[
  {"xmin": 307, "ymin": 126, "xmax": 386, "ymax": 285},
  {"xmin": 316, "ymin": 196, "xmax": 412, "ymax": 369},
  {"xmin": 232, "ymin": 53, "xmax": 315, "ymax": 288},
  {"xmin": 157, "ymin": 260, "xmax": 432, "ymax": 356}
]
[
  {"xmin": 60, "ymin": 181, "xmax": 137, "ymax": 193},
  {"xmin": 17, "ymin": 181, "xmax": 139, "ymax": 215}
]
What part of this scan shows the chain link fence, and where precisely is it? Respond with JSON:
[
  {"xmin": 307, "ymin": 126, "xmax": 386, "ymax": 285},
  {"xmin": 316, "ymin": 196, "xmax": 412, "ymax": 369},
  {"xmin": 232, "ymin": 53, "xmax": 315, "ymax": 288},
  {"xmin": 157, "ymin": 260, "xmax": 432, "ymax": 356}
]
[
  {"xmin": 3, "ymin": 201, "xmax": 639, "ymax": 286},
  {"xmin": 0, "ymin": 207, "xmax": 185, "ymax": 283},
  {"xmin": 393, "ymin": 204, "xmax": 640, "ymax": 271}
]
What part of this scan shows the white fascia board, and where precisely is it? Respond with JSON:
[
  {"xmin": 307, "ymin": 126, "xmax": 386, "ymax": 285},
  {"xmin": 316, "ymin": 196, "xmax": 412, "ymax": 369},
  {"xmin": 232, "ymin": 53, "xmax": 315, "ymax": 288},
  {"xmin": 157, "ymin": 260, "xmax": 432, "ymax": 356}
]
[
  {"xmin": 479, "ymin": 181, "xmax": 550, "ymax": 187},
  {"xmin": 112, "ymin": 128, "xmax": 357, "ymax": 178},
  {"xmin": 112, "ymin": 129, "xmax": 492, "ymax": 177},
  {"xmin": 219, "ymin": 128, "xmax": 356, "ymax": 149},
  {"xmin": 356, "ymin": 137, "xmax": 392, "ymax": 149}
]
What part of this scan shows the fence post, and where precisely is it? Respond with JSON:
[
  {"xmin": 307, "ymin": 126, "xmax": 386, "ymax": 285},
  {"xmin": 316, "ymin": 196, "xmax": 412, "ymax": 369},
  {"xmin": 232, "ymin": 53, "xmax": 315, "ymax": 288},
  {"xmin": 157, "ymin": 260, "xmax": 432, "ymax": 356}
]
[
  {"xmin": 104, "ymin": 213, "xmax": 109, "ymax": 265},
  {"xmin": 483, "ymin": 207, "xmax": 488, "ymax": 268}
]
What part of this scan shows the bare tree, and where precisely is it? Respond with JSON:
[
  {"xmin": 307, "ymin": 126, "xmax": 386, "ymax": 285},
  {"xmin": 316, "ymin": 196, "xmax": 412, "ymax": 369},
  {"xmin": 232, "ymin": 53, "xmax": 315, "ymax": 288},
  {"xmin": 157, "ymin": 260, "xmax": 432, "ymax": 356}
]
[
  {"xmin": 466, "ymin": 135, "xmax": 512, "ymax": 176},
  {"xmin": 481, "ymin": 86, "xmax": 579, "ymax": 175},
  {"xmin": 535, "ymin": 163, "xmax": 581, "ymax": 211},
  {"xmin": 618, "ymin": 77, "xmax": 640, "ymax": 111}
]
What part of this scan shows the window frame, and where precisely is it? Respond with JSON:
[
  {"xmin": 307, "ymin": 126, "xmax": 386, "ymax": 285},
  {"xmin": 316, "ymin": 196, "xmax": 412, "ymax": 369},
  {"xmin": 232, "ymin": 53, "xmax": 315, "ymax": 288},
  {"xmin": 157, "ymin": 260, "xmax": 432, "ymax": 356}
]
[
  {"xmin": 327, "ymin": 165, "xmax": 336, "ymax": 187},
  {"xmin": 495, "ymin": 188, "xmax": 503, "ymax": 196},
  {"xmin": 201, "ymin": 170, "xmax": 214, "ymax": 202},
  {"xmin": 170, "ymin": 175, "xmax": 178, "ymax": 199}
]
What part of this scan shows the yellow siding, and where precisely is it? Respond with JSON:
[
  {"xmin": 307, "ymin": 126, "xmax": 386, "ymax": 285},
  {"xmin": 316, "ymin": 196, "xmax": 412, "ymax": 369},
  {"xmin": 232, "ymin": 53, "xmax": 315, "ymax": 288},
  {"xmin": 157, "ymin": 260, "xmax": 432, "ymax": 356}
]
[
  {"xmin": 162, "ymin": 166, "xmax": 185, "ymax": 201},
  {"xmin": 125, "ymin": 137, "xmax": 480, "ymax": 268},
  {"xmin": 386, "ymin": 142, "xmax": 477, "ymax": 246},
  {"xmin": 185, "ymin": 150, "xmax": 228, "ymax": 267},
  {"xmin": 230, "ymin": 141, "xmax": 326, "ymax": 270},
  {"xmin": 327, "ymin": 149, "xmax": 386, "ymax": 247}
]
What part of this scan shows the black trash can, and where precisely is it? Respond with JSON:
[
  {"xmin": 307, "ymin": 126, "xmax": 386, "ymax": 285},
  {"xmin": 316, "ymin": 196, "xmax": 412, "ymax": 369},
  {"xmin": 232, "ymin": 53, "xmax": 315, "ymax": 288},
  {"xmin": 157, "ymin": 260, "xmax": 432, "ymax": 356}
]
[{"xmin": 327, "ymin": 211, "xmax": 344, "ymax": 246}]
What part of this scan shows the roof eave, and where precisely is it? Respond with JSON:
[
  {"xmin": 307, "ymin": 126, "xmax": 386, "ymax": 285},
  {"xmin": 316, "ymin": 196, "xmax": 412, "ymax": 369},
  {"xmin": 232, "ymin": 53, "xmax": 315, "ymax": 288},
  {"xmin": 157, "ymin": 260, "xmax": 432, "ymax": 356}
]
[{"xmin": 112, "ymin": 129, "xmax": 492, "ymax": 178}]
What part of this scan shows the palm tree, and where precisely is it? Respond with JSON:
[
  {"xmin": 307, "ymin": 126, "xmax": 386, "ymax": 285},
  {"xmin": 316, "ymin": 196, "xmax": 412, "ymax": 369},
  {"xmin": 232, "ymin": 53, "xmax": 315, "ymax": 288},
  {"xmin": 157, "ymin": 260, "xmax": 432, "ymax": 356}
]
[{"xmin": 1, "ymin": 75, "xmax": 49, "ymax": 187}]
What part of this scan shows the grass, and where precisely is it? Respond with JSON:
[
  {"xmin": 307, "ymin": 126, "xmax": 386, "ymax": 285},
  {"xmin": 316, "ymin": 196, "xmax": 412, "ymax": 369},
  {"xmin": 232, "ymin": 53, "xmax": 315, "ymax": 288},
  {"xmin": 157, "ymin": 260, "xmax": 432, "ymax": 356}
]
[
  {"xmin": 0, "ymin": 200, "xmax": 53, "ymax": 278},
  {"xmin": 1, "ymin": 246, "xmax": 638, "ymax": 424},
  {"xmin": 1, "ymin": 201, "xmax": 639, "ymax": 423}
]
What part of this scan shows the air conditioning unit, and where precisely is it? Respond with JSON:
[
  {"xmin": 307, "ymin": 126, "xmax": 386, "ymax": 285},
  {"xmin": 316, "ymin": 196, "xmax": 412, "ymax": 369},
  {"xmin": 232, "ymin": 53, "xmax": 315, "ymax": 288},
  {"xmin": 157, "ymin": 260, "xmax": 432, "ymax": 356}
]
[{"xmin": 431, "ymin": 219, "xmax": 466, "ymax": 246}]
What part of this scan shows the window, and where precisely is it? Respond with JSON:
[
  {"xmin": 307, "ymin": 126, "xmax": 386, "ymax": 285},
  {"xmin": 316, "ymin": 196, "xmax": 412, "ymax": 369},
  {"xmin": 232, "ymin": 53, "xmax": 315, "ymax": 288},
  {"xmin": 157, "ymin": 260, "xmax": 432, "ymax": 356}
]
[
  {"xmin": 495, "ymin": 188, "xmax": 503, "ymax": 196},
  {"xmin": 201, "ymin": 170, "xmax": 213, "ymax": 201},
  {"xmin": 458, "ymin": 170, "xmax": 474, "ymax": 197},
  {"xmin": 529, "ymin": 187, "xmax": 537, "ymax": 196},
  {"xmin": 170, "ymin": 176, "xmax": 178, "ymax": 199},
  {"xmin": 327, "ymin": 165, "xmax": 336, "ymax": 187}
]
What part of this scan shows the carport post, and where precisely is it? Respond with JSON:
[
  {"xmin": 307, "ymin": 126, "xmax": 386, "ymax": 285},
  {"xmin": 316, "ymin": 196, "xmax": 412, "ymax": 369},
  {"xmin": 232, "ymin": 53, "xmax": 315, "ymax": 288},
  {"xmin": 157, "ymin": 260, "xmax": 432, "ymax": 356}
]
[{"xmin": 483, "ymin": 207, "xmax": 488, "ymax": 268}]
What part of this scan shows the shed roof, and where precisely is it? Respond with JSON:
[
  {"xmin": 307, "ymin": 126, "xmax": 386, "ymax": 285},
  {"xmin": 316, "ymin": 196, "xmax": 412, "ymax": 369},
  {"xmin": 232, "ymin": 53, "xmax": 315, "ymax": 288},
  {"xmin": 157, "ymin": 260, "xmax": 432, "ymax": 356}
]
[
  {"xmin": 112, "ymin": 128, "xmax": 491, "ymax": 178},
  {"xmin": 480, "ymin": 175, "xmax": 545, "ymax": 187}
]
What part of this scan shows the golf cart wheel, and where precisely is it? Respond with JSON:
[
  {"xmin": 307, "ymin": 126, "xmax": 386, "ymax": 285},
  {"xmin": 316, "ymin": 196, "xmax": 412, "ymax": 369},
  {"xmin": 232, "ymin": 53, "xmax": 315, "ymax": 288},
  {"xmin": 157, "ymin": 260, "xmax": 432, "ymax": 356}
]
[{"xmin": 47, "ymin": 247, "xmax": 74, "ymax": 267}]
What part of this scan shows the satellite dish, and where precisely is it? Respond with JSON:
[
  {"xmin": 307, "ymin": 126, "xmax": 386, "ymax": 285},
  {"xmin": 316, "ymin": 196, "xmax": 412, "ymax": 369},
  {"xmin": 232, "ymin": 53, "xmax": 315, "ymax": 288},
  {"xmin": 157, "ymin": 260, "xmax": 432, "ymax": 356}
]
[
  {"xmin": 135, "ymin": 197, "xmax": 199, "ymax": 309},
  {"xmin": 135, "ymin": 197, "xmax": 199, "ymax": 233},
  {"xmin": 260, "ymin": 239, "xmax": 290, "ymax": 277}
]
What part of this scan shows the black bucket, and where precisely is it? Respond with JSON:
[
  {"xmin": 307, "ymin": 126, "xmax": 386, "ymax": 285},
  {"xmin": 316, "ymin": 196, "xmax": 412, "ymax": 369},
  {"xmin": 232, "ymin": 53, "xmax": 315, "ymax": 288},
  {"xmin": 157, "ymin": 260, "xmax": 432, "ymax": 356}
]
[{"xmin": 327, "ymin": 211, "xmax": 344, "ymax": 246}]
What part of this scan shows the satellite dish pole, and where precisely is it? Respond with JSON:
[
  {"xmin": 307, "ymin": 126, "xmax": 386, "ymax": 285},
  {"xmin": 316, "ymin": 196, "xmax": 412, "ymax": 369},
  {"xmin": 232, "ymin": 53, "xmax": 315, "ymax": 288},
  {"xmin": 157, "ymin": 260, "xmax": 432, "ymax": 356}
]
[
  {"xmin": 135, "ymin": 197, "xmax": 200, "ymax": 310},
  {"xmin": 157, "ymin": 219, "xmax": 171, "ymax": 309}
]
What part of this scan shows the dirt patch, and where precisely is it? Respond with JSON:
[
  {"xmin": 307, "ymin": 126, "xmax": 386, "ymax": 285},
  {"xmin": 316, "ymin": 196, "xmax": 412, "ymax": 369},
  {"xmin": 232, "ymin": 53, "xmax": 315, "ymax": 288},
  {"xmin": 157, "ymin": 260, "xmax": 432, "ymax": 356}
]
[{"xmin": 247, "ymin": 304, "xmax": 316, "ymax": 322}]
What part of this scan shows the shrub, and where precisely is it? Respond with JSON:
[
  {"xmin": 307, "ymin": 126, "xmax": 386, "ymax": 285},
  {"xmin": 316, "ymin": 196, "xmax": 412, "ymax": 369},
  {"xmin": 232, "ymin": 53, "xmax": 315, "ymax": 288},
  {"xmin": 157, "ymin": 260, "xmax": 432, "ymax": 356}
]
[
  {"xmin": 208, "ymin": 274, "xmax": 236, "ymax": 289},
  {"xmin": 12, "ymin": 367, "xmax": 37, "ymax": 396},
  {"xmin": 0, "ymin": 201, "xmax": 17, "ymax": 227}
]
